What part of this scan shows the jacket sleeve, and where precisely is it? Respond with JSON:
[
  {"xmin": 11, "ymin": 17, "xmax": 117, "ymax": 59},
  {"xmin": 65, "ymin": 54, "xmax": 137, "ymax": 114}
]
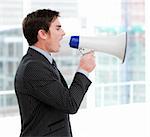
[{"xmin": 23, "ymin": 61, "xmax": 91, "ymax": 114}]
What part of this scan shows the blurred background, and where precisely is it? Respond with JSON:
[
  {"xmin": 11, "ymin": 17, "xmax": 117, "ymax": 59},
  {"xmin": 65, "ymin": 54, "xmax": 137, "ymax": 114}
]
[{"xmin": 0, "ymin": 0, "xmax": 149, "ymax": 137}]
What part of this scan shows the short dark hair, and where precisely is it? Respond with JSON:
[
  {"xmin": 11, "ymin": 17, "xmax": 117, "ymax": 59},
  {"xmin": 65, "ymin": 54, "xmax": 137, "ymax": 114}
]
[{"xmin": 22, "ymin": 9, "xmax": 60, "ymax": 46}]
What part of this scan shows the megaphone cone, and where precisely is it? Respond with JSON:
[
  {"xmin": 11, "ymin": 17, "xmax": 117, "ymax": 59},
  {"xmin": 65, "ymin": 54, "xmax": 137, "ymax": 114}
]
[{"xmin": 61, "ymin": 32, "xmax": 127, "ymax": 63}]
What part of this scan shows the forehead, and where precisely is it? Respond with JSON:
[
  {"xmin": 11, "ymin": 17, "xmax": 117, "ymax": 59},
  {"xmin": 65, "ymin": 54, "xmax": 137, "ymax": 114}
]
[{"xmin": 50, "ymin": 17, "xmax": 61, "ymax": 27}]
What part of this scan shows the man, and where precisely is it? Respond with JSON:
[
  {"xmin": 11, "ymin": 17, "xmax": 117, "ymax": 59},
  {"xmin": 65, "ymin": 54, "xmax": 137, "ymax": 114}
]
[{"xmin": 14, "ymin": 9, "xmax": 95, "ymax": 137}]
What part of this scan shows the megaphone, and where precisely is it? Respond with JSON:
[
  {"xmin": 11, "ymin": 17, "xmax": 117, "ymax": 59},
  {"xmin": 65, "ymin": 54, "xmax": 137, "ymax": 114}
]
[{"xmin": 61, "ymin": 32, "xmax": 127, "ymax": 63}]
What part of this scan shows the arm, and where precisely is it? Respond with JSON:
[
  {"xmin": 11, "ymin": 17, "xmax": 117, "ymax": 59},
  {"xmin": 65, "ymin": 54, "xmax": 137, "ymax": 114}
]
[{"xmin": 23, "ymin": 61, "xmax": 91, "ymax": 114}]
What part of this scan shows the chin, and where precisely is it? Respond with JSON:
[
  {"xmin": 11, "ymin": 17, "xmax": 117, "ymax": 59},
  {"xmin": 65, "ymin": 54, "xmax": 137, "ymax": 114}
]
[
  {"xmin": 56, "ymin": 49, "xmax": 59, "ymax": 52},
  {"xmin": 56, "ymin": 45, "xmax": 60, "ymax": 52},
  {"xmin": 54, "ymin": 48, "xmax": 60, "ymax": 53}
]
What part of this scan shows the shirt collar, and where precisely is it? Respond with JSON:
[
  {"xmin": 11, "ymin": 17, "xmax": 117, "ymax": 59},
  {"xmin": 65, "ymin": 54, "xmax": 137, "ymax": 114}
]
[{"xmin": 30, "ymin": 46, "xmax": 53, "ymax": 64}]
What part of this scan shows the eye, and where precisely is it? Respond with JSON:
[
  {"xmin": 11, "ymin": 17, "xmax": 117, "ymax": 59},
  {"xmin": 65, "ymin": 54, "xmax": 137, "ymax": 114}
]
[
  {"xmin": 56, "ymin": 27, "xmax": 60, "ymax": 30},
  {"xmin": 56, "ymin": 25, "xmax": 61, "ymax": 30}
]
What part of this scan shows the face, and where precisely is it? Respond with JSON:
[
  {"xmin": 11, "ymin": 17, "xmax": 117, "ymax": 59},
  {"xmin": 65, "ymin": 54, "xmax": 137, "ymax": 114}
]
[{"xmin": 46, "ymin": 17, "xmax": 65, "ymax": 52}]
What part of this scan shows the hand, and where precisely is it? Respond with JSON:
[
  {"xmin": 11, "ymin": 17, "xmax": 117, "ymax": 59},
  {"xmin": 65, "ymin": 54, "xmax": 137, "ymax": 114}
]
[{"xmin": 79, "ymin": 51, "xmax": 96, "ymax": 73}]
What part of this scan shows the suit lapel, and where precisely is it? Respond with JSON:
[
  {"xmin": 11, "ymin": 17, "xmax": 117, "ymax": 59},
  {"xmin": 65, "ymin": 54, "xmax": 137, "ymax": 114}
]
[
  {"xmin": 27, "ymin": 48, "xmax": 68, "ymax": 88},
  {"xmin": 57, "ymin": 70, "xmax": 68, "ymax": 88}
]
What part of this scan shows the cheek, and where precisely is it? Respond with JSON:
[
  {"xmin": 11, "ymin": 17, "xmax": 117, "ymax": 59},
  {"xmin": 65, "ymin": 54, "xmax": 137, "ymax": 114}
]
[{"xmin": 54, "ymin": 35, "xmax": 60, "ymax": 44}]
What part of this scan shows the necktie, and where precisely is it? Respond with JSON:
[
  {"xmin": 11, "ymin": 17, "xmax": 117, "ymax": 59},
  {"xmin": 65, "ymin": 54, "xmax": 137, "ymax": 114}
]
[
  {"xmin": 52, "ymin": 59, "xmax": 60, "ymax": 79},
  {"xmin": 52, "ymin": 59, "xmax": 57, "ymax": 69}
]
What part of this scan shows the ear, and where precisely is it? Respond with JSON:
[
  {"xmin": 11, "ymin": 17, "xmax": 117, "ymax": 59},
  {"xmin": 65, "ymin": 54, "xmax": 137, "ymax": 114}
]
[{"xmin": 38, "ymin": 29, "xmax": 47, "ymax": 40}]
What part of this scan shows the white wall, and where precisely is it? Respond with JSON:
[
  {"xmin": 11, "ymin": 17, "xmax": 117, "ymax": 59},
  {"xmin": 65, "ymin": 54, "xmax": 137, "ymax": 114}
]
[{"xmin": 0, "ymin": 103, "xmax": 149, "ymax": 137}]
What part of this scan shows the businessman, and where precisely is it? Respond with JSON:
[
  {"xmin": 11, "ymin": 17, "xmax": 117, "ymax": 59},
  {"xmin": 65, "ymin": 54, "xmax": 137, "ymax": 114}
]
[{"xmin": 14, "ymin": 9, "xmax": 96, "ymax": 137}]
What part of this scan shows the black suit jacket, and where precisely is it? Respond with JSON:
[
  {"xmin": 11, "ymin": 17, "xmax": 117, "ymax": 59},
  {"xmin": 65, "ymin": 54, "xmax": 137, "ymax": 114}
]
[{"xmin": 14, "ymin": 48, "xmax": 91, "ymax": 137}]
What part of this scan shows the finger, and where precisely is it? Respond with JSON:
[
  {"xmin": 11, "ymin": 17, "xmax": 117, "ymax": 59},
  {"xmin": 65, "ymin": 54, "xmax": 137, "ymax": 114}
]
[{"xmin": 90, "ymin": 51, "xmax": 95, "ymax": 57}]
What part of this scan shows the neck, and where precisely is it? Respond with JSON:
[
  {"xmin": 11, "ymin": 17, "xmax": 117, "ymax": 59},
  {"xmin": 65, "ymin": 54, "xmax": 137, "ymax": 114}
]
[{"xmin": 34, "ymin": 41, "xmax": 48, "ymax": 52}]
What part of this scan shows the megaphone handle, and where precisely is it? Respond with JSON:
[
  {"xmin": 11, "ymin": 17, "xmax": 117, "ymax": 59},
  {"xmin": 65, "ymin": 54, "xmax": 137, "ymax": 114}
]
[{"xmin": 79, "ymin": 48, "xmax": 94, "ymax": 55}]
